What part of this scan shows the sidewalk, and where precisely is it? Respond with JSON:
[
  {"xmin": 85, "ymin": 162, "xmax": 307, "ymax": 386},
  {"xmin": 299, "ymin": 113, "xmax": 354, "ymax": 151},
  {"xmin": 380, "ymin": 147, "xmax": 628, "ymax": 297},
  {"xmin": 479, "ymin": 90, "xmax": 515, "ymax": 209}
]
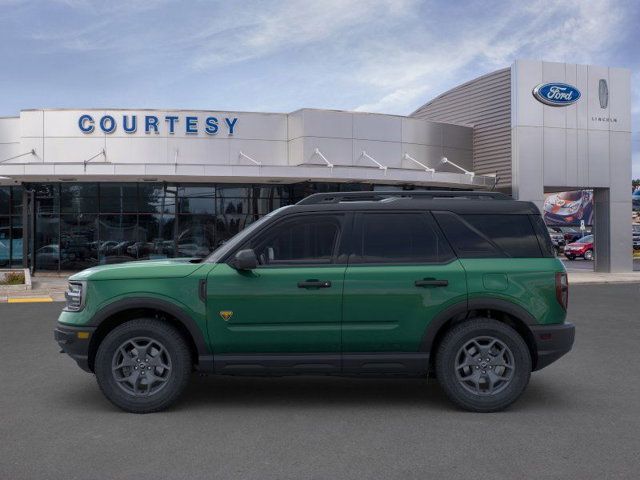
[
  {"xmin": 567, "ymin": 270, "xmax": 640, "ymax": 285},
  {"xmin": 0, "ymin": 275, "xmax": 68, "ymax": 303}
]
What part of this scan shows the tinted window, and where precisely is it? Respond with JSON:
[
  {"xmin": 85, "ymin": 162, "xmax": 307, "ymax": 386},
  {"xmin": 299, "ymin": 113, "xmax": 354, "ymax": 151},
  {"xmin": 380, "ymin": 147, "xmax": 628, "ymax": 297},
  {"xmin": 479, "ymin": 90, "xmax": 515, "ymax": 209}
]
[
  {"xmin": 247, "ymin": 215, "xmax": 341, "ymax": 265},
  {"xmin": 462, "ymin": 214, "xmax": 542, "ymax": 257},
  {"xmin": 355, "ymin": 212, "xmax": 454, "ymax": 264},
  {"xmin": 433, "ymin": 212, "xmax": 502, "ymax": 258},
  {"xmin": 530, "ymin": 214, "xmax": 555, "ymax": 257}
]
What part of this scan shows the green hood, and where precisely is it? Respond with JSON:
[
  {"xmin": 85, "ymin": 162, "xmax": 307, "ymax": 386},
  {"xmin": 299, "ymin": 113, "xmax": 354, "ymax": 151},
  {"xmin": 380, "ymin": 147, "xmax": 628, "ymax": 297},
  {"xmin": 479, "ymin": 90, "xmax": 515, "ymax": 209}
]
[{"xmin": 69, "ymin": 258, "xmax": 206, "ymax": 281}]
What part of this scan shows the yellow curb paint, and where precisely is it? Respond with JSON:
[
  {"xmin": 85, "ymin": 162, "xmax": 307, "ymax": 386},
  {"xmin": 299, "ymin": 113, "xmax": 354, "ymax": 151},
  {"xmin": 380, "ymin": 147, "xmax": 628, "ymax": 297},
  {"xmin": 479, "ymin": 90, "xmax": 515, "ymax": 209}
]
[{"xmin": 7, "ymin": 297, "xmax": 53, "ymax": 303}]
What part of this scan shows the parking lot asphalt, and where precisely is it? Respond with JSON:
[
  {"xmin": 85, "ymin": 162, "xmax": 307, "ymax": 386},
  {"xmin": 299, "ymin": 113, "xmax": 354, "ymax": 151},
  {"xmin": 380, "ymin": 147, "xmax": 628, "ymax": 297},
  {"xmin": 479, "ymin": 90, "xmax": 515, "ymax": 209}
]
[{"xmin": 1, "ymin": 284, "xmax": 640, "ymax": 480}]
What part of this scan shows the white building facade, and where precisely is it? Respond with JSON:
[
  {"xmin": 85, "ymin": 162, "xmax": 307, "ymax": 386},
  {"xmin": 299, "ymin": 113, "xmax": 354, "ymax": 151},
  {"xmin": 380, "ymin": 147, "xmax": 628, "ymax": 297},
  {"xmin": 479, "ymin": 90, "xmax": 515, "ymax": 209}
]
[{"xmin": 0, "ymin": 59, "xmax": 632, "ymax": 272}]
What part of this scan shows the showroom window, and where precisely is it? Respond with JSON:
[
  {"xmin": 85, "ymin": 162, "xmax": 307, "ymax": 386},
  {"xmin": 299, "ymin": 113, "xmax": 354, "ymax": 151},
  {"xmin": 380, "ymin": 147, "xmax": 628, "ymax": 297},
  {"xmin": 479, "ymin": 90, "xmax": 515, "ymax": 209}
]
[
  {"xmin": 18, "ymin": 182, "xmax": 462, "ymax": 271},
  {"xmin": 0, "ymin": 186, "xmax": 24, "ymax": 267}
]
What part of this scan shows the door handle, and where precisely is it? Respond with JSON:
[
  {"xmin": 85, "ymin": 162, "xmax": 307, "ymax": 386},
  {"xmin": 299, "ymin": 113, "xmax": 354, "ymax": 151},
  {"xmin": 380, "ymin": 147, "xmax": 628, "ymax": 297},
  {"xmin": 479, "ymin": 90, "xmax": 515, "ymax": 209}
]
[
  {"xmin": 415, "ymin": 278, "xmax": 448, "ymax": 287},
  {"xmin": 298, "ymin": 280, "xmax": 332, "ymax": 289}
]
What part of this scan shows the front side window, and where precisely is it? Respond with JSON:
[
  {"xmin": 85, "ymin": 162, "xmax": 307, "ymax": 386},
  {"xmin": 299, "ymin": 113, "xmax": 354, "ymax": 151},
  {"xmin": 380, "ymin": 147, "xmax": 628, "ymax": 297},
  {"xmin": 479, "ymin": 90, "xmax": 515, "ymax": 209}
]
[
  {"xmin": 245, "ymin": 215, "xmax": 342, "ymax": 266},
  {"xmin": 354, "ymin": 212, "xmax": 454, "ymax": 264}
]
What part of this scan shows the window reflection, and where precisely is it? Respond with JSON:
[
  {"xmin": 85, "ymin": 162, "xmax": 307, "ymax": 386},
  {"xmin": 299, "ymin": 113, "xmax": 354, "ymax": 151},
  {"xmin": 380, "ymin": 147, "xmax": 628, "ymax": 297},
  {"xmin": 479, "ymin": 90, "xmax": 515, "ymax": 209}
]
[
  {"xmin": 61, "ymin": 214, "xmax": 98, "ymax": 270},
  {"xmin": 16, "ymin": 182, "xmax": 380, "ymax": 271}
]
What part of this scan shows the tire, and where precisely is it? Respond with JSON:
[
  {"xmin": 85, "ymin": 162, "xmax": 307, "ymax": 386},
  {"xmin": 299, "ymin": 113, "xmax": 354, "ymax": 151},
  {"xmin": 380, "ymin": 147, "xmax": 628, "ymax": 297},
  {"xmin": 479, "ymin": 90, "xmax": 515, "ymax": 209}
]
[
  {"xmin": 435, "ymin": 318, "xmax": 531, "ymax": 412},
  {"xmin": 95, "ymin": 319, "xmax": 192, "ymax": 413},
  {"xmin": 583, "ymin": 249, "xmax": 594, "ymax": 261},
  {"xmin": 566, "ymin": 255, "xmax": 575, "ymax": 260}
]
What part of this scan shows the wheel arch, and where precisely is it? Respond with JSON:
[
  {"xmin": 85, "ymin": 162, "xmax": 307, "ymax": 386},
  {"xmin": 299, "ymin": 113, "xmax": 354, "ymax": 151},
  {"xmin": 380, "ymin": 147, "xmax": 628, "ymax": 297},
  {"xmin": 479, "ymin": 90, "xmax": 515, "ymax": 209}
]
[
  {"xmin": 86, "ymin": 298, "xmax": 210, "ymax": 372},
  {"xmin": 422, "ymin": 298, "xmax": 539, "ymax": 370}
]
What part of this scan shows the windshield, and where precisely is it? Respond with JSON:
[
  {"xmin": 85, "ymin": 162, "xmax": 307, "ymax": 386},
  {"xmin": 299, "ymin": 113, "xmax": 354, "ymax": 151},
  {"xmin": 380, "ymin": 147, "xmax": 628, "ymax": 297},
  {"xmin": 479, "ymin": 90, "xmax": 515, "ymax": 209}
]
[
  {"xmin": 575, "ymin": 235, "xmax": 593, "ymax": 243},
  {"xmin": 204, "ymin": 206, "xmax": 292, "ymax": 263}
]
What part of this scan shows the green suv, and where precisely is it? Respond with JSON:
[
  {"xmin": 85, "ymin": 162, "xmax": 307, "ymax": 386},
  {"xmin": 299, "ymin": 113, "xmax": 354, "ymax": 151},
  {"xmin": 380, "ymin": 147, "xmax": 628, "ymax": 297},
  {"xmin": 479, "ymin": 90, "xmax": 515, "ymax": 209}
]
[{"xmin": 55, "ymin": 191, "xmax": 574, "ymax": 413}]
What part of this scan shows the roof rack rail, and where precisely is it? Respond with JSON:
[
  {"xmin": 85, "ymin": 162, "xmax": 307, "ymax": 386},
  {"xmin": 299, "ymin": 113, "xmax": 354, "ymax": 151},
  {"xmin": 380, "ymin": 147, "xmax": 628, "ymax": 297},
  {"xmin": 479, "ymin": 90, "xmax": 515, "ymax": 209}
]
[{"xmin": 296, "ymin": 190, "xmax": 510, "ymax": 205}]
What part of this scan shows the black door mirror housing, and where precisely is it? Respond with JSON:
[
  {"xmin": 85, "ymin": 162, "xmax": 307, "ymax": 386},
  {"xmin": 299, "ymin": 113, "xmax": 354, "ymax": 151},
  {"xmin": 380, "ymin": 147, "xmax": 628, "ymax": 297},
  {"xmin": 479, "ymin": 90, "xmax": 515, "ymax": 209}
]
[{"xmin": 231, "ymin": 249, "xmax": 258, "ymax": 270}]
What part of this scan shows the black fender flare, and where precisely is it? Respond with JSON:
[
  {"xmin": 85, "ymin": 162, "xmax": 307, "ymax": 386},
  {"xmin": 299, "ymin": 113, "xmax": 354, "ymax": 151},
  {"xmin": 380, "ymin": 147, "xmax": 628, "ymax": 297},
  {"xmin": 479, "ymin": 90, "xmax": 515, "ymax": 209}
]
[
  {"xmin": 88, "ymin": 297, "xmax": 210, "ymax": 357},
  {"xmin": 420, "ymin": 297, "xmax": 537, "ymax": 353}
]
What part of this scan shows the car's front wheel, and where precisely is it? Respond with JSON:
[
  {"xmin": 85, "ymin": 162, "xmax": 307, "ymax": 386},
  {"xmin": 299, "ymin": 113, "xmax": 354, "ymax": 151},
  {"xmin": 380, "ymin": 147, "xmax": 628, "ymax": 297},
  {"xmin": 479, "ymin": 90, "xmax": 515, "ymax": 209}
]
[
  {"xmin": 95, "ymin": 319, "xmax": 192, "ymax": 413},
  {"xmin": 435, "ymin": 318, "xmax": 531, "ymax": 412}
]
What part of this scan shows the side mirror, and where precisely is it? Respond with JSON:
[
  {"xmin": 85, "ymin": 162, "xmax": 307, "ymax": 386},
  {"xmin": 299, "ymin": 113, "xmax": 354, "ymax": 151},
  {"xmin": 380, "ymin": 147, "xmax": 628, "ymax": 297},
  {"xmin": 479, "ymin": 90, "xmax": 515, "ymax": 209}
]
[{"xmin": 231, "ymin": 249, "xmax": 258, "ymax": 270}]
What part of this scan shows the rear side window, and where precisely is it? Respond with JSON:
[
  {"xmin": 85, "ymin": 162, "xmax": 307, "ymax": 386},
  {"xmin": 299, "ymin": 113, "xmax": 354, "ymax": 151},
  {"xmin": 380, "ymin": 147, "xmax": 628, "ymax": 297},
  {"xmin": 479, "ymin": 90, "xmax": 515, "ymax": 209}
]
[
  {"xmin": 353, "ymin": 212, "xmax": 454, "ymax": 264},
  {"xmin": 432, "ymin": 212, "xmax": 502, "ymax": 258},
  {"xmin": 434, "ymin": 212, "xmax": 546, "ymax": 258}
]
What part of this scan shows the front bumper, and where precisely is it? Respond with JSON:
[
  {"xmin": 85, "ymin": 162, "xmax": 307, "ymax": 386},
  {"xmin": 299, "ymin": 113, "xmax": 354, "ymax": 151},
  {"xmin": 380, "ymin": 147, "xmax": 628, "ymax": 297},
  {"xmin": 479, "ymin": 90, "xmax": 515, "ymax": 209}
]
[
  {"xmin": 54, "ymin": 324, "xmax": 96, "ymax": 373},
  {"xmin": 530, "ymin": 322, "xmax": 575, "ymax": 371}
]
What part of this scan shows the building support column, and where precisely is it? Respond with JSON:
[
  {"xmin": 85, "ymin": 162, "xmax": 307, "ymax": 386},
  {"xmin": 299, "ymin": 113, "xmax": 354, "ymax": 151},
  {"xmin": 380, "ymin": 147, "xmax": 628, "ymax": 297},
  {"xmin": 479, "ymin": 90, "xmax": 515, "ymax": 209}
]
[{"xmin": 593, "ymin": 188, "xmax": 632, "ymax": 273}]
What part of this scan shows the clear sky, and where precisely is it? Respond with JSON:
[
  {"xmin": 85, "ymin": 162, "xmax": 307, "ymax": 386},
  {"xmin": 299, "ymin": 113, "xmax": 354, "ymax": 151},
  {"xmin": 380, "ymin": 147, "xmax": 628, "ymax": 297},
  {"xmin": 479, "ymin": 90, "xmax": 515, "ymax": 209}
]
[{"xmin": 1, "ymin": 0, "xmax": 638, "ymax": 176}]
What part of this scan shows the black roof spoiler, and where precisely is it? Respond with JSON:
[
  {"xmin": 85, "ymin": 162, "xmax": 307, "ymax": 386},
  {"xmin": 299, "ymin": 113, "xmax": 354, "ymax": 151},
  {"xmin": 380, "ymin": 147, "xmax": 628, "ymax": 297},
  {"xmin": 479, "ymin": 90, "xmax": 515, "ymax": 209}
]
[{"xmin": 296, "ymin": 190, "xmax": 510, "ymax": 205}]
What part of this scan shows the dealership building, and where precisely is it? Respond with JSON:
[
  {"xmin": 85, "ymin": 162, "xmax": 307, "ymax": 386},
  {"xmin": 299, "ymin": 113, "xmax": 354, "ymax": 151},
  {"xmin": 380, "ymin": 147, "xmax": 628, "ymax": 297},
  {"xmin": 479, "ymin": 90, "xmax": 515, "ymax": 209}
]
[{"xmin": 0, "ymin": 59, "xmax": 632, "ymax": 272}]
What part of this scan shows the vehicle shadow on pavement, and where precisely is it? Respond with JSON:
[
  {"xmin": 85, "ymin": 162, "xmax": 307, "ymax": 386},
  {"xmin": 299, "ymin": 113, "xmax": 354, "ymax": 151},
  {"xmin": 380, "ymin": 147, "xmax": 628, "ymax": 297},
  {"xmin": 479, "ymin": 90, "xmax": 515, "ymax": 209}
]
[
  {"xmin": 177, "ymin": 373, "xmax": 571, "ymax": 412},
  {"xmin": 55, "ymin": 370, "xmax": 573, "ymax": 414}
]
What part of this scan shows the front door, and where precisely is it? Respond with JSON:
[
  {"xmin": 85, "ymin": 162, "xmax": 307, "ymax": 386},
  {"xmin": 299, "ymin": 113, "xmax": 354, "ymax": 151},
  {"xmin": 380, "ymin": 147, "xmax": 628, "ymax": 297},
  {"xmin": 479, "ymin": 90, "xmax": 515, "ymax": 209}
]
[
  {"xmin": 207, "ymin": 213, "xmax": 348, "ymax": 358},
  {"xmin": 341, "ymin": 212, "xmax": 467, "ymax": 372}
]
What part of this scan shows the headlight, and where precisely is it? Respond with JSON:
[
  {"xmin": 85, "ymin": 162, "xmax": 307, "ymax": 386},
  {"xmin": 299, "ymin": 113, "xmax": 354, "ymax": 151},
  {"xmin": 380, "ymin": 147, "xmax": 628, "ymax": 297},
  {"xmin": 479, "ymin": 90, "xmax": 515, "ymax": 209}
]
[{"xmin": 64, "ymin": 282, "xmax": 86, "ymax": 312}]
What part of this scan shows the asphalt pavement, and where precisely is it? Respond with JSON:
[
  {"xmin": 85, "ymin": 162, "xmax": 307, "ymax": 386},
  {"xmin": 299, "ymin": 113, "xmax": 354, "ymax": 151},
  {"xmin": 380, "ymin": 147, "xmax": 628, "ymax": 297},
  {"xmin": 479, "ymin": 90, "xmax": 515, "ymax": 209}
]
[{"xmin": 1, "ymin": 284, "xmax": 639, "ymax": 480}]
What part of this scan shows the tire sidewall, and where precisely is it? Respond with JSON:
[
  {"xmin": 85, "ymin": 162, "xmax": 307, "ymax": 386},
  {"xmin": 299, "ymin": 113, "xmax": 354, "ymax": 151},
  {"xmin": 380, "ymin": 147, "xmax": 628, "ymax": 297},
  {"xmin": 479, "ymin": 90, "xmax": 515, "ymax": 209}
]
[
  {"xmin": 95, "ymin": 319, "xmax": 191, "ymax": 413},
  {"xmin": 436, "ymin": 319, "xmax": 531, "ymax": 412}
]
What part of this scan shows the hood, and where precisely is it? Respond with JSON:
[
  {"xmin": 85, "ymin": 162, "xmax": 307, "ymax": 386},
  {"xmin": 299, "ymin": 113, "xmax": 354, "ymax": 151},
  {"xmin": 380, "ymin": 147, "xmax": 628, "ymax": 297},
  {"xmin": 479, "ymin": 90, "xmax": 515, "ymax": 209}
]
[{"xmin": 69, "ymin": 258, "xmax": 206, "ymax": 281}]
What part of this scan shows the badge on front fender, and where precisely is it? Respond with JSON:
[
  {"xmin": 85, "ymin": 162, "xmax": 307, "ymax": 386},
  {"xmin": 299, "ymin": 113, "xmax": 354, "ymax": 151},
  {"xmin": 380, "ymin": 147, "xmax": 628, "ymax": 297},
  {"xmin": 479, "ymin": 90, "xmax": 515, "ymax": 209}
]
[{"xmin": 219, "ymin": 311, "xmax": 233, "ymax": 321}]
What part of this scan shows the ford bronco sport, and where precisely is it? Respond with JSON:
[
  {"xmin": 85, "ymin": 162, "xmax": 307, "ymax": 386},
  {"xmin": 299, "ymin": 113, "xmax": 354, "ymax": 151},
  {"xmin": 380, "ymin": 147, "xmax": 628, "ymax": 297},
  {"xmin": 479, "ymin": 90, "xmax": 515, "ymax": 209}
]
[{"xmin": 55, "ymin": 191, "xmax": 575, "ymax": 413}]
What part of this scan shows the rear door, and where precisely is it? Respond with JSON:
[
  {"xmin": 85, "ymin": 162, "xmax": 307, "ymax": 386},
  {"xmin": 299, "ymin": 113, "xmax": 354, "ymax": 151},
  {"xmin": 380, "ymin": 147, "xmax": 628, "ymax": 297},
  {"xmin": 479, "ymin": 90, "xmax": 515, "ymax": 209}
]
[{"xmin": 341, "ymin": 211, "xmax": 467, "ymax": 370}]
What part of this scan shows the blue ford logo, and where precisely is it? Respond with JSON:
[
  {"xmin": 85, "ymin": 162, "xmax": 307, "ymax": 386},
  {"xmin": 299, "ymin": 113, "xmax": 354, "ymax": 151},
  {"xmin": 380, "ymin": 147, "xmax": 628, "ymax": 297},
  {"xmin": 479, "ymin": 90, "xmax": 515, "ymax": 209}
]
[{"xmin": 532, "ymin": 83, "xmax": 581, "ymax": 106}]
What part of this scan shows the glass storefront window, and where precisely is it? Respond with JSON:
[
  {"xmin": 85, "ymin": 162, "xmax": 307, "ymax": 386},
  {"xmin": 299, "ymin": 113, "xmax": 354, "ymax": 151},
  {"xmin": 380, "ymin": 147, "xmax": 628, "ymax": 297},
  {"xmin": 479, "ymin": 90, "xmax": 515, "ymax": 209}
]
[
  {"xmin": 0, "ymin": 187, "xmax": 10, "ymax": 215},
  {"xmin": 35, "ymin": 213, "xmax": 60, "ymax": 271},
  {"xmin": 11, "ymin": 186, "xmax": 23, "ymax": 216},
  {"xmin": 137, "ymin": 214, "xmax": 174, "ymax": 260},
  {"xmin": 0, "ymin": 217, "xmax": 10, "ymax": 267},
  {"xmin": 60, "ymin": 214, "xmax": 98, "ymax": 270},
  {"xmin": 10, "ymin": 216, "xmax": 23, "ymax": 267},
  {"xmin": 139, "ymin": 184, "xmax": 174, "ymax": 214},
  {"xmin": 176, "ymin": 214, "xmax": 216, "ymax": 258},
  {"xmin": 177, "ymin": 186, "xmax": 215, "ymax": 215},
  {"xmin": 98, "ymin": 215, "xmax": 138, "ymax": 264},
  {"xmin": 100, "ymin": 183, "xmax": 138, "ymax": 213},
  {"xmin": 61, "ymin": 183, "xmax": 99, "ymax": 214},
  {"xmin": 15, "ymin": 181, "xmax": 446, "ymax": 271}
]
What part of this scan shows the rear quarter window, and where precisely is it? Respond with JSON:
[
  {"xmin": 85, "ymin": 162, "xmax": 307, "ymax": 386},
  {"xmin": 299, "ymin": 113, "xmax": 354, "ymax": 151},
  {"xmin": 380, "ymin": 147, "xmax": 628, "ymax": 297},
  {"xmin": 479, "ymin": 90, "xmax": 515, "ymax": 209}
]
[{"xmin": 434, "ymin": 212, "xmax": 549, "ymax": 258}]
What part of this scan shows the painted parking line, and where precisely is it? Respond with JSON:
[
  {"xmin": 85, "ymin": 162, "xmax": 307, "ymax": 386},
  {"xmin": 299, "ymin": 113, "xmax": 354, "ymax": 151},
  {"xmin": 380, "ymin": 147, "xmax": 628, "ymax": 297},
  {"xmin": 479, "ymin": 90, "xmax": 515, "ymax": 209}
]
[{"xmin": 7, "ymin": 297, "xmax": 54, "ymax": 303}]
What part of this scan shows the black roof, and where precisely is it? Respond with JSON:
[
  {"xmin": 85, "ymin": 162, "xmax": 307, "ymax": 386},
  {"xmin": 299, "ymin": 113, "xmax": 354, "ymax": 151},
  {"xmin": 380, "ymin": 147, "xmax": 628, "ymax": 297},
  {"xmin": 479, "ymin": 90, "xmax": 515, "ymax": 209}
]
[{"xmin": 285, "ymin": 191, "xmax": 540, "ymax": 215}]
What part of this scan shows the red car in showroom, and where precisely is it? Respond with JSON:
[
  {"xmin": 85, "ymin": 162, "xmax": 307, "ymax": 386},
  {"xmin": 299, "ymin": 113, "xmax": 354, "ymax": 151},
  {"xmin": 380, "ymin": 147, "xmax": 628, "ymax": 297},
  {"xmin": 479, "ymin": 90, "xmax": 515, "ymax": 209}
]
[{"xmin": 564, "ymin": 234, "xmax": 594, "ymax": 261}]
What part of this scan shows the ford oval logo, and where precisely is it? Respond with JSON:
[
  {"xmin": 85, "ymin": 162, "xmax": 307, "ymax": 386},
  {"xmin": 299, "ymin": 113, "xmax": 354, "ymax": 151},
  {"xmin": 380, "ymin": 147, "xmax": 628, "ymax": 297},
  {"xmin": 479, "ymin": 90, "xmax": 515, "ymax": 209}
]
[{"xmin": 532, "ymin": 83, "xmax": 581, "ymax": 106}]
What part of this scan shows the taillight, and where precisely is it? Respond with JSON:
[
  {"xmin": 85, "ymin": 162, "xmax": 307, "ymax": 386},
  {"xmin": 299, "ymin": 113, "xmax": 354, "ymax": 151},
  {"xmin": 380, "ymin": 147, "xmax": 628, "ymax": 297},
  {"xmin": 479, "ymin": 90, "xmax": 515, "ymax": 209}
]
[{"xmin": 555, "ymin": 272, "xmax": 568, "ymax": 310}]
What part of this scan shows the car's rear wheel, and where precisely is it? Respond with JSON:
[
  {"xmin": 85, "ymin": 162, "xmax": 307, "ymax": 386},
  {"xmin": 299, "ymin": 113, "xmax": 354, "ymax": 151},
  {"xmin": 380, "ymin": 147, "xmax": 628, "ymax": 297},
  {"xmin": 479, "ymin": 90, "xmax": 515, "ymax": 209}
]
[
  {"xmin": 435, "ymin": 318, "xmax": 531, "ymax": 412},
  {"xmin": 95, "ymin": 319, "xmax": 192, "ymax": 413},
  {"xmin": 584, "ymin": 249, "xmax": 594, "ymax": 261}
]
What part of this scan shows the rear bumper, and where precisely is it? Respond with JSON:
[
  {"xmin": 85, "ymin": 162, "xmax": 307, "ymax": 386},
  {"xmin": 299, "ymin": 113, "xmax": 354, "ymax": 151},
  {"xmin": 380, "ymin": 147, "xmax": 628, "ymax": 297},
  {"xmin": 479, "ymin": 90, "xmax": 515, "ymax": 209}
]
[
  {"xmin": 530, "ymin": 322, "xmax": 575, "ymax": 371},
  {"xmin": 54, "ymin": 324, "xmax": 96, "ymax": 373}
]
